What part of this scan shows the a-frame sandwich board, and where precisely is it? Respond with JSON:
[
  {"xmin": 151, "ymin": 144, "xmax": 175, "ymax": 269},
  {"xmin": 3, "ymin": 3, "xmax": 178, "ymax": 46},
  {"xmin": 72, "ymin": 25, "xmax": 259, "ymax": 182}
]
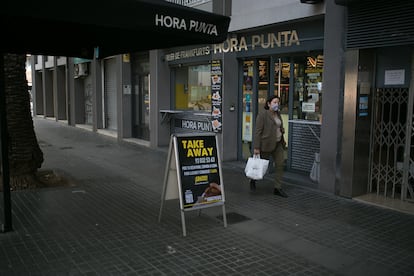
[{"xmin": 158, "ymin": 133, "xmax": 227, "ymax": 237}]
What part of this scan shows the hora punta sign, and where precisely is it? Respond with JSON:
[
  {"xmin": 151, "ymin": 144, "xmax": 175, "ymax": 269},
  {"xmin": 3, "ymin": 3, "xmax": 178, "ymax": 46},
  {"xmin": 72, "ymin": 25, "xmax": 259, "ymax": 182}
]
[
  {"xmin": 165, "ymin": 30, "xmax": 301, "ymax": 61},
  {"xmin": 155, "ymin": 14, "xmax": 218, "ymax": 36}
]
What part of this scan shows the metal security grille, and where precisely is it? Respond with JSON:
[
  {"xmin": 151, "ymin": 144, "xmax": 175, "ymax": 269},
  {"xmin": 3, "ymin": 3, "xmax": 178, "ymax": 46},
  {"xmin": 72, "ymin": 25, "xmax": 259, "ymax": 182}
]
[
  {"xmin": 369, "ymin": 88, "xmax": 414, "ymax": 201},
  {"xmin": 289, "ymin": 122, "xmax": 320, "ymax": 173},
  {"xmin": 347, "ymin": 0, "xmax": 414, "ymax": 49}
]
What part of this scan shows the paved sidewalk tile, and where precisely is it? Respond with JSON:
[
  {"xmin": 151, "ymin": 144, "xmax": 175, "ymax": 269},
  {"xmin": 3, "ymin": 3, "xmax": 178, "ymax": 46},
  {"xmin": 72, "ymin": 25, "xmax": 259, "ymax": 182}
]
[{"xmin": 0, "ymin": 118, "xmax": 413, "ymax": 275}]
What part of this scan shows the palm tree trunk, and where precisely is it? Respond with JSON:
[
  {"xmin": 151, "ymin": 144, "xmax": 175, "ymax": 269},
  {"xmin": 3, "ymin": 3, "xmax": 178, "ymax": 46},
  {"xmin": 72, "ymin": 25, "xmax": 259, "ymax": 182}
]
[{"xmin": 3, "ymin": 53, "xmax": 43, "ymax": 190}]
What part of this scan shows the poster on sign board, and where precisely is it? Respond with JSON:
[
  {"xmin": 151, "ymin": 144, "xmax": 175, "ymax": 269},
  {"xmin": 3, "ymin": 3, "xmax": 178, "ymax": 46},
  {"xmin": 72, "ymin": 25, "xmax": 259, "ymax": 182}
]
[
  {"xmin": 158, "ymin": 133, "xmax": 227, "ymax": 236},
  {"xmin": 176, "ymin": 134, "xmax": 224, "ymax": 209}
]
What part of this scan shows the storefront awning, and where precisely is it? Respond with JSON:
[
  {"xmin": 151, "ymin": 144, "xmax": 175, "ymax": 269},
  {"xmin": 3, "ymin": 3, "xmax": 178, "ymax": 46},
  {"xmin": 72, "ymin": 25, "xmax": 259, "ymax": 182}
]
[{"xmin": 1, "ymin": 0, "xmax": 231, "ymax": 58}]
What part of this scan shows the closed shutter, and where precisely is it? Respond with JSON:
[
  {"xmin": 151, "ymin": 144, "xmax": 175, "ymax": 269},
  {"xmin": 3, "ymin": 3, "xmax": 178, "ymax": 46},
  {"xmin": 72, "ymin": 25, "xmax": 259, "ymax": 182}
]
[
  {"xmin": 104, "ymin": 58, "xmax": 117, "ymax": 130},
  {"xmin": 84, "ymin": 74, "xmax": 93, "ymax": 125},
  {"xmin": 347, "ymin": 0, "xmax": 414, "ymax": 49}
]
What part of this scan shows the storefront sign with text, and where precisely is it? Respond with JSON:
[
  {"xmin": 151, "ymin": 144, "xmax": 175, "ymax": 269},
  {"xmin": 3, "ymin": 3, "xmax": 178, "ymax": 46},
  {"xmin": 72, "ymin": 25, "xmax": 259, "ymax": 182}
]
[
  {"xmin": 165, "ymin": 29, "xmax": 300, "ymax": 61},
  {"xmin": 175, "ymin": 118, "xmax": 213, "ymax": 132}
]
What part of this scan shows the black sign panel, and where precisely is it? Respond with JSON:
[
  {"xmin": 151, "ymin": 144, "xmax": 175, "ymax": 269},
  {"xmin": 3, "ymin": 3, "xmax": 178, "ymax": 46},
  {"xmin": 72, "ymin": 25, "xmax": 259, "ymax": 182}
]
[{"xmin": 175, "ymin": 134, "xmax": 223, "ymax": 209}]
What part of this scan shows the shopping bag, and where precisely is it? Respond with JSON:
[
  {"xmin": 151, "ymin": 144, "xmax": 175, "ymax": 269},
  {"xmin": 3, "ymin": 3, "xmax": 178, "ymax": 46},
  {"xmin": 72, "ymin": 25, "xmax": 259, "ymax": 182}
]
[
  {"xmin": 310, "ymin": 152, "xmax": 320, "ymax": 183},
  {"xmin": 245, "ymin": 154, "xmax": 269, "ymax": 180}
]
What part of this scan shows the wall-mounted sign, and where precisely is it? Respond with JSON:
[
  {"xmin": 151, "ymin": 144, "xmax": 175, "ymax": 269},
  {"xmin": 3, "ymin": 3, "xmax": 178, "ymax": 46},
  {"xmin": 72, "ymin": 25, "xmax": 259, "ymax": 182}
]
[
  {"xmin": 214, "ymin": 30, "xmax": 300, "ymax": 54},
  {"xmin": 211, "ymin": 60, "xmax": 222, "ymax": 133},
  {"xmin": 165, "ymin": 29, "xmax": 301, "ymax": 61},
  {"xmin": 384, "ymin": 69, "xmax": 405, "ymax": 85}
]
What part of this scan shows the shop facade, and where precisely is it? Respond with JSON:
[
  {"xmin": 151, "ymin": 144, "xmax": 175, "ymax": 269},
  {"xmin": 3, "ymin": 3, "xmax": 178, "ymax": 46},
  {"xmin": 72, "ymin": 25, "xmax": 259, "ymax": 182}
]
[
  {"xmin": 157, "ymin": 0, "xmax": 345, "ymax": 195},
  {"xmin": 159, "ymin": 18, "xmax": 326, "ymax": 174},
  {"xmin": 231, "ymin": 19, "xmax": 325, "ymax": 174},
  {"xmin": 31, "ymin": 1, "xmax": 352, "ymax": 197}
]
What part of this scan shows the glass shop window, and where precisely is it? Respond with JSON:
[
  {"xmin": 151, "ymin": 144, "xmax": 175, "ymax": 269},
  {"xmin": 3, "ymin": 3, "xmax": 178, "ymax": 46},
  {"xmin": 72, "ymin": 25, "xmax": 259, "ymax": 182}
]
[
  {"xmin": 293, "ymin": 54, "xmax": 324, "ymax": 121},
  {"xmin": 174, "ymin": 64, "xmax": 211, "ymax": 111}
]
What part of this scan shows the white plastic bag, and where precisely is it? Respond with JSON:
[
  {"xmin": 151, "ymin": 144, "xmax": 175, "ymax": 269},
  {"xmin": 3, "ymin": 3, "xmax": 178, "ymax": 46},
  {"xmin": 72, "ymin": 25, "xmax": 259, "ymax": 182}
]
[
  {"xmin": 245, "ymin": 154, "xmax": 269, "ymax": 180},
  {"xmin": 310, "ymin": 152, "xmax": 320, "ymax": 183}
]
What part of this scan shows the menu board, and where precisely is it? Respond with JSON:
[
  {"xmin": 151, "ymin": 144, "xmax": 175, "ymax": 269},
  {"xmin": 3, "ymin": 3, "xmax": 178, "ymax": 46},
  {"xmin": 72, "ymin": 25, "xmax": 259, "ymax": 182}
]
[
  {"xmin": 176, "ymin": 134, "xmax": 223, "ymax": 209},
  {"xmin": 211, "ymin": 60, "xmax": 222, "ymax": 132}
]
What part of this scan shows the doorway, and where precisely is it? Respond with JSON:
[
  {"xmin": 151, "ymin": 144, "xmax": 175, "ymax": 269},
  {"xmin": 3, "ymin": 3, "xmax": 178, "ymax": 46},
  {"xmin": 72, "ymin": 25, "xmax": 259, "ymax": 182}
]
[
  {"xmin": 367, "ymin": 47, "xmax": 414, "ymax": 202},
  {"xmin": 239, "ymin": 57, "xmax": 298, "ymax": 161},
  {"xmin": 131, "ymin": 53, "xmax": 150, "ymax": 140},
  {"xmin": 103, "ymin": 58, "xmax": 117, "ymax": 130}
]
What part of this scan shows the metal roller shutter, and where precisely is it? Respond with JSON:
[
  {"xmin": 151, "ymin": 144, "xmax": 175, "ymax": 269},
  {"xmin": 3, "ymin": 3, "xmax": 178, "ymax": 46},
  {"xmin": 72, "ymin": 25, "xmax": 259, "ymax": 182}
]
[{"xmin": 347, "ymin": 0, "xmax": 414, "ymax": 49}]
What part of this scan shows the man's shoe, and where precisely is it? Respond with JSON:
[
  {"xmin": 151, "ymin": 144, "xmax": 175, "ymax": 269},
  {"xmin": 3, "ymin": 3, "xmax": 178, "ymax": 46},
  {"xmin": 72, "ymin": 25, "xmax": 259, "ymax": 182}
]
[
  {"xmin": 273, "ymin": 188, "xmax": 288, "ymax": 198},
  {"xmin": 250, "ymin": 180, "xmax": 256, "ymax": 191}
]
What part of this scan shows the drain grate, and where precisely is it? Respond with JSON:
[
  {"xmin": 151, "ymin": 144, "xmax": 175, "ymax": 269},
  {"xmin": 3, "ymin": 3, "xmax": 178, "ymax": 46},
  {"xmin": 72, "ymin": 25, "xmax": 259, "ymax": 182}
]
[
  {"xmin": 59, "ymin": 146, "xmax": 73, "ymax": 150},
  {"xmin": 217, "ymin": 212, "xmax": 251, "ymax": 225}
]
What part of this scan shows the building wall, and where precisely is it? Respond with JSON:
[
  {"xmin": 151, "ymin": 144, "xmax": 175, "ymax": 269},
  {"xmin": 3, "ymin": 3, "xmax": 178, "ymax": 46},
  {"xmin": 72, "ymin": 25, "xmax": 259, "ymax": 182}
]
[{"xmin": 229, "ymin": 0, "xmax": 325, "ymax": 32}]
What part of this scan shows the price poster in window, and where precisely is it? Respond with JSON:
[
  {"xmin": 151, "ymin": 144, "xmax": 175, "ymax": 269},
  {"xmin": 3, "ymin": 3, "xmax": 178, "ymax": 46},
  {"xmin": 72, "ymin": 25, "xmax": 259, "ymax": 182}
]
[
  {"xmin": 211, "ymin": 60, "xmax": 222, "ymax": 132},
  {"xmin": 176, "ymin": 134, "xmax": 224, "ymax": 209}
]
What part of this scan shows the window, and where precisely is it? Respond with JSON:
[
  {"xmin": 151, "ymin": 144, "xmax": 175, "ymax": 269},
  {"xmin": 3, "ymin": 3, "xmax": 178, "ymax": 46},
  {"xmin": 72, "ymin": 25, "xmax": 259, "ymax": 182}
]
[
  {"xmin": 293, "ymin": 54, "xmax": 323, "ymax": 121},
  {"xmin": 174, "ymin": 64, "xmax": 211, "ymax": 111}
]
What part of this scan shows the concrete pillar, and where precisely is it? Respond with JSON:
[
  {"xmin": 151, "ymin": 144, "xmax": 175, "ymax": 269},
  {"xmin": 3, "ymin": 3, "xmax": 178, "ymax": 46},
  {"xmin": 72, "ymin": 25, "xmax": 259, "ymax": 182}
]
[{"xmin": 319, "ymin": 1, "xmax": 346, "ymax": 194}]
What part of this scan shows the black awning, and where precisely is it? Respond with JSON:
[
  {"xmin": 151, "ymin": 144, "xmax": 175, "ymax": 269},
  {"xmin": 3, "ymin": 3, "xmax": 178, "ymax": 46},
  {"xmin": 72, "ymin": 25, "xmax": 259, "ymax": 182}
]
[{"xmin": 1, "ymin": 0, "xmax": 231, "ymax": 58}]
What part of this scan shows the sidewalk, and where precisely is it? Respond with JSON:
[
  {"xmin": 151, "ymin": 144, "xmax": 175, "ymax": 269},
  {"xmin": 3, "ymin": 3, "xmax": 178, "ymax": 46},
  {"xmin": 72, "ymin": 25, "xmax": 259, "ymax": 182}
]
[{"xmin": 0, "ymin": 117, "xmax": 413, "ymax": 275}]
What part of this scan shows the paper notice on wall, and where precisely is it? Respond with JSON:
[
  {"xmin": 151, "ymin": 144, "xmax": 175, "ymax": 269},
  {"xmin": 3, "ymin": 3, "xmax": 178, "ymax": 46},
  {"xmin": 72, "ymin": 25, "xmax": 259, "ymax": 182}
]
[
  {"xmin": 360, "ymin": 82, "xmax": 371, "ymax": 95},
  {"xmin": 385, "ymin": 69, "xmax": 405, "ymax": 85}
]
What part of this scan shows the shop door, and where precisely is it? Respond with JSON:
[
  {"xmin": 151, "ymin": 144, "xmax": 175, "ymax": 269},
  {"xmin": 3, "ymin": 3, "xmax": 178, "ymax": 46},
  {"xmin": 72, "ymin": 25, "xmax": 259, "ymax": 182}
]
[
  {"xmin": 104, "ymin": 58, "xmax": 117, "ymax": 130},
  {"xmin": 273, "ymin": 58, "xmax": 293, "ymax": 145},
  {"xmin": 241, "ymin": 60, "xmax": 256, "ymax": 160},
  {"xmin": 131, "ymin": 53, "xmax": 150, "ymax": 140},
  {"xmin": 240, "ymin": 58, "xmax": 292, "ymax": 161},
  {"xmin": 132, "ymin": 74, "xmax": 150, "ymax": 140},
  {"xmin": 369, "ymin": 48, "xmax": 414, "ymax": 202}
]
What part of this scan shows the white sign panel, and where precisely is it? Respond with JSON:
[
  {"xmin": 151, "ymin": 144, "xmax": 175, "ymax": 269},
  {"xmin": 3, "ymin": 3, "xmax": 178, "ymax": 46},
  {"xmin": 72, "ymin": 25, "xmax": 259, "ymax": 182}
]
[
  {"xmin": 302, "ymin": 102, "xmax": 315, "ymax": 113},
  {"xmin": 385, "ymin": 69, "xmax": 405, "ymax": 85}
]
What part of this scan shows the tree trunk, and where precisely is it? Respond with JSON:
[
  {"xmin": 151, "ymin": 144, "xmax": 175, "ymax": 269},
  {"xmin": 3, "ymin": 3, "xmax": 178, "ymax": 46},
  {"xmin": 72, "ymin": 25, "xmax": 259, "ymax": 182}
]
[{"xmin": 3, "ymin": 54, "xmax": 43, "ymax": 190}]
